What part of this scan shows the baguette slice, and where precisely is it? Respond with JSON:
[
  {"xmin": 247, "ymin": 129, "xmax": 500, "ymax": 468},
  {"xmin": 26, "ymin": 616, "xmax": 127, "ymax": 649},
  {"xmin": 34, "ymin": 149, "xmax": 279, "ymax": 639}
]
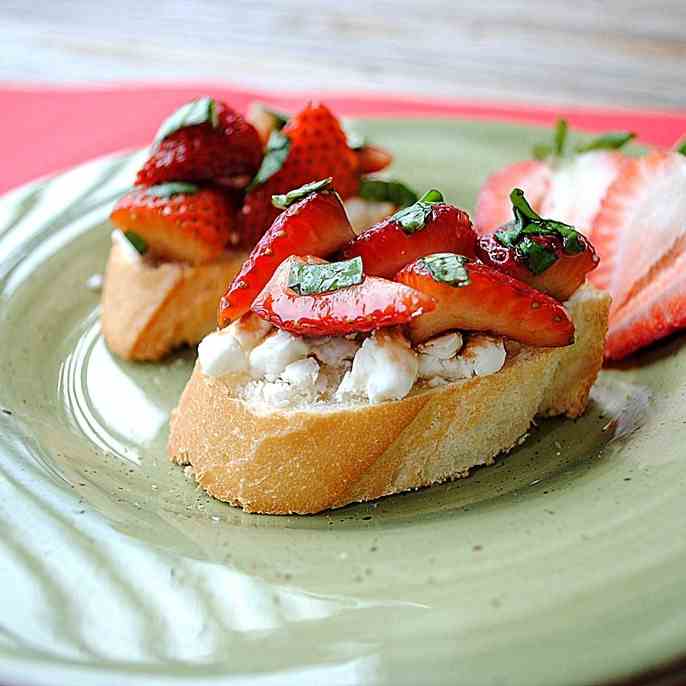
[
  {"xmin": 101, "ymin": 241, "xmax": 248, "ymax": 361},
  {"xmin": 168, "ymin": 285, "xmax": 610, "ymax": 514}
]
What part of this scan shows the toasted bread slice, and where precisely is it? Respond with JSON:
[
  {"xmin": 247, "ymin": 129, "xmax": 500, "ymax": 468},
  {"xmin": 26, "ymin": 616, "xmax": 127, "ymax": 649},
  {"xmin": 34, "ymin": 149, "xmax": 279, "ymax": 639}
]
[
  {"xmin": 101, "ymin": 241, "xmax": 248, "ymax": 361},
  {"xmin": 168, "ymin": 285, "xmax": 610, "ymax": 514}
]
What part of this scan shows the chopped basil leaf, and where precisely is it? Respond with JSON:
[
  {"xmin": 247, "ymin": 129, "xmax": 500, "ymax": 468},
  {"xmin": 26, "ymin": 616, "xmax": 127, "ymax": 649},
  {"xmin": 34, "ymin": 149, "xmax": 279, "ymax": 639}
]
[
  {"xmin": 419, "ymin": 253, "xmax": 471, "ymax": 287},
  {"xmin": 518, "ymin": 237, "xmax": 558, "ymax": 274},
  {"xmin": 154, "ymin": 97, "xmax": 218, "ymax": 144},
  {"xmin": 272, "ymin": 178, "xmax": 333, "ymax": 209},
  {"xmin": 678, "ymin": 140, "xmax": 686, "ymax": 156},
  {"xmin": 248, "ymin": 130, "xmax": 291, "ymax": 190},
  {"xmin": 576, "ymin": 131, "xmax": 635, "ymax": 153},
  {"xmin": 495, "ymin": 188, "xmax": 585, "ymax": 274},
  {"xmin": 392, "ymin": 188, "xmax": 444, "ymax": 234},
  {"xmin": 144, "ymin": 182, "xmax": 199, "ymax": 198},
  {"xmin": 358, "ymin": 178, "xmax": 419, "ymax": 208},
  {"xmin": 124, "ymin": 231, "xmax": 148, "ymax": 255},
  {"xmin": 288, "ymin": 257, "xmax": 364, "ymax": 296}
]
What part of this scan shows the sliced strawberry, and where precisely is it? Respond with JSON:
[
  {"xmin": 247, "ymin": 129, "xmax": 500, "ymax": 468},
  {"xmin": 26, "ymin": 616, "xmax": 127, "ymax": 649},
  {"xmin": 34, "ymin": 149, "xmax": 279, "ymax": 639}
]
[
  {"xmin": 355, "ymin": 145, "xmax": 393, "ymax": 174},
  {"xmin": 590, "ymin": 152, "xmax": 686, "ymax": 302},
  {"xmin": 605, "ymin": 250, "xmax": 686, "ymax": 360},
  {"xmin": 474, "ymin": 160, "xmax": 551, "ymax": 234},
  {"xmin": 476, "ymin": 233, "xmax": 598, "ymax": 301},
  {"xmin": 540, "ymin": 150, "xmax": 627, "ymax": 235},
  {"xmin": 251, "ymin": 255, "xmax": 435, "ymax": 337},
  {"xmin": 136, "ymin": 98, "xmax": 262, "ymax": 187},
  {"xmin": 339, "ymin": 193, "xmax": 477, "ymax": 278},
  {"xmin": 218, "ymin": 185, "xmax": 354, "ymax": 327},
  {"xmin": 239, "ymin": 103, "xmax": 360, "ymax": 246},
  {"xmin": 110, "ymin": 183, "xmax": 236, "ymax": 265},
  {"xmin": 396, "ymin": 253, "xmax": 574, "ymax": 347}
]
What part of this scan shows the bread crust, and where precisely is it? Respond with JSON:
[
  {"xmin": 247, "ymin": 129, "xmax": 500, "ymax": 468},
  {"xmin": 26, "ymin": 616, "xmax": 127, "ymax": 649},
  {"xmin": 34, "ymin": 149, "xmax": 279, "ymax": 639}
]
[
  {"xmin": 101, "ymin": 243, "xmax": 248, "ymax": 361},
  {"xmin": 168, "ymin": 285, "xmax": 610, "ymax": 514}
]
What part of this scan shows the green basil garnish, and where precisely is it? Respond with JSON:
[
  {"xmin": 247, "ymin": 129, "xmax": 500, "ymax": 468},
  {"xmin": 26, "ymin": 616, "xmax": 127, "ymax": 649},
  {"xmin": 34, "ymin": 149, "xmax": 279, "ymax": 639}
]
[
  {"xmin": 124, "ymin": 231, "xmax": 148, "ymax": 255},
  {"xmin": 288, "ymin": 257, "xmax": 364, "ymax": 296},
  {"xmin": 154, "ymin": 97, "xmax": 218, "ymax": 144},
  {"xmin": 576, "ymin": 131, "xmax": 636, "ymax": 154},
  {"xmin": 144, "ymin": 182, "xmax": 199, "ymax": 198},
  {"xmin": 359, "ymin": 178, "xmax": 419, "ymax": 208},
  {"xmin": 418, "ymin": 253, "xmax": 471, "ymax": 287},
  {"xmin": 533, "ymin": 117, "xmax": 634, "ymax": 160},
  {"xmin": 391, "ymin": 189, "xmax": 444, "ymax": 234},
  {"xmin": 272, "ymin": 178, "xmax": 333, "ymax": 209},
  {"xmin": 496, "ymin": 188, "xmax": 585, "ymax": 275},
  {"xmin": 248, "ymin": 130, "xmax": 291, "ymax": 190}
]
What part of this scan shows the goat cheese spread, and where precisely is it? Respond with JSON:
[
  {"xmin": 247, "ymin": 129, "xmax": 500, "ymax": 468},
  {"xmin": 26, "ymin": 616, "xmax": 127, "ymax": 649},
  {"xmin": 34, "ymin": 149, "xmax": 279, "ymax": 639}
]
[{"xmin": 198, "ymin": 315, "xmax": 507, "ymax": 408}]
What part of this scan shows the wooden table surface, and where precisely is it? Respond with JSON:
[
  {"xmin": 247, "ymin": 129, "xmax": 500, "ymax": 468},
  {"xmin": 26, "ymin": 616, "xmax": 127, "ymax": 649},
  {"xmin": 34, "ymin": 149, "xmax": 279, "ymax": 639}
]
[{"xmin": 2, "ymin": 0, "xmax": 685, "ymax": 109}]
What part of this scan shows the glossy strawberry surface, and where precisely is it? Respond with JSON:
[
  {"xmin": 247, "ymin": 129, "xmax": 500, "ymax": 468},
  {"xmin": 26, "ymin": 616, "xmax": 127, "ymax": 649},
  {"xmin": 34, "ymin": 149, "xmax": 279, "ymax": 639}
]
[
  {"xmin": 251, "ymin": 256, "xmax": 436, "ymax": 337},
  {"xmin": 397, "ymin": 256, "xmax": 574, "ymax": 347},
  {"xmin": 239, "ymin": 103, "xmax": 360, "ymax": 246},
  {"xmin": 218, "ymin": 191, "xmax": 354, "ymax": 327},
  {"xmin": 136, "ymin": 101, "xmax": 262, "ymax": 187},
  {"xmin": 110, "ymin": 186, "xmax": 236, "ymax": 265},
  {"xmin": 476, "ymin": 232, "xmax": 598, "ymax": 301},
  {"xmin": 339, "ymin": 203, "xmax": 477, "ymax": 278}
]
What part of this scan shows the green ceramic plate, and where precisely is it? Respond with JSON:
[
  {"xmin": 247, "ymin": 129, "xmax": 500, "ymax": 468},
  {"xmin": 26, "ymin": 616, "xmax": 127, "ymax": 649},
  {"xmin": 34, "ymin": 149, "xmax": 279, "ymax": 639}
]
[{"xmin": 1, "ymin": 118, "xmax": 685, "ymax": 686}]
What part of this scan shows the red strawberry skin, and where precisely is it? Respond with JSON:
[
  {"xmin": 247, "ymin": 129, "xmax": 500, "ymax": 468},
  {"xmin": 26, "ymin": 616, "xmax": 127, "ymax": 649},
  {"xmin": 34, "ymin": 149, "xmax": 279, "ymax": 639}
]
[
  {"xmin": 476, "ymin": 233, "xmax": 598, "ymax": 301},
  {"xmin": 110, "ymin": 187, "xmax": 236, "ymax": 265},
  {"xmin": 136, "ymin": 101, "xmax": 262, "ymax": 187},
  {"xmin": 239, "ymin": 103, "xmax": 360, "ymax": 246},
  {"xmin": 218, "ymin": 191, "xmax": 354, "ymax": 327},
  {"xmin": 251, "ymin": 256, "xmax": 435, "ymax": 337},
  {"xmin": 339, "ymin": 204, "xmax": 477, "ymax": 278},
  {"xmin": 396, "ymin": 257, "xmax": 574, "ymax": 347},
  {"xmin": 474, "ymin": 160, "xmax": 551, "ymax": 234}
]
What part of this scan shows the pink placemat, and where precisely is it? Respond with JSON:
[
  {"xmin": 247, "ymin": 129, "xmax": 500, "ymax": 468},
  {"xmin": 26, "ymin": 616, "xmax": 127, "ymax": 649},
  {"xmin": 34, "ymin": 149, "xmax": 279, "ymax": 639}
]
[{"xmin": 2, "ymin": 83, "xmax": 686, "ymax": 194}]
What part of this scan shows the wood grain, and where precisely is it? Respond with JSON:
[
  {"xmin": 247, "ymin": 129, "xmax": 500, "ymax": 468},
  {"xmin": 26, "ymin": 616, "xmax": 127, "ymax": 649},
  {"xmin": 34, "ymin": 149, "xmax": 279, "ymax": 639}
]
[{"xmin": 1, "ymin": 0, "xmax": 685, "ymax": 108}]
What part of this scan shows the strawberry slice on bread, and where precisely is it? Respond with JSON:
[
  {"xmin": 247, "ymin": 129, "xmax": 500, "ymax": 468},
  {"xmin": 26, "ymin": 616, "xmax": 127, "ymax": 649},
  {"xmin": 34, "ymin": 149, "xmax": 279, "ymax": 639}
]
[
  {"xmin": 251, "ymin": 255, "xmax": 435, "ymax": 337},
  {"xmin": 110, "ymin": 183, "xmax": 237, "ymax": 265},
  {"xmin": 136, "ymin": 97, "xmax": 263, "ymax": 188},
  {"xmin": 239, "ymin": 103, "xmax": 361, "ymax": 246},
  {"xmin": 218, "ymin": 179, "xmax": 355, "ymax": 327},
  {"xmin": 476, "ymin": 189, "xmax": 599, "ymax": 301},
  {"xmin": 338, "ymin": 190, "xmax": 477, "ymax": 278},
  {"xmin": 397, "ymin": 253, "xmax": 574, "ymax": 347}
]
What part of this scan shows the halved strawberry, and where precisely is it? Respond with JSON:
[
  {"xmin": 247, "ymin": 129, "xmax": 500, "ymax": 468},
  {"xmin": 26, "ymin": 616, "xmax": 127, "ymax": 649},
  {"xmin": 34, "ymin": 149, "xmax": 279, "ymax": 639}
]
[
  {"xmin": 474, "ymin": 160, "xmax": 551, "ymax": 234},
  {"xmin": 136, "ymin": 97, "xmax": 262, "ymax": 187},
  {"xmin": 338, "ymin": 191, "xmax": 477, "ymax": 278},
  {"xmin": 590, "ymin": 152, "xmax": 686, "ymax": 301},
  {"xmin": 605, "ymin": 249, "xmax": 686, "ymax": 360},
  {"xmin": 239, "ymin": 103, "xmax": 360, "ymax": 246},
  {"xmin": 218, "ymin": 181, "xmax": 354, "ymax": 327},
  {"xmin": 396, "ymin": 253, "xmax": 574, "ymax": 347},
  {"xmin": 110, "ymin": 183, "xmax": 236, "ymax": 265},
  {"xmin": 251, "ymin": 255, "xmax": 435, "ymax": 337},
  {"xmin": 475, "ymin": 121, "xmax": 633, "ymax": 236},
  {"xmin": 539, "ymin": 150, "xmax": 627, "ymax": 234},
  {"xmin": 477, "ymin": 233, "xmax": 598, "ymax": 301}
]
